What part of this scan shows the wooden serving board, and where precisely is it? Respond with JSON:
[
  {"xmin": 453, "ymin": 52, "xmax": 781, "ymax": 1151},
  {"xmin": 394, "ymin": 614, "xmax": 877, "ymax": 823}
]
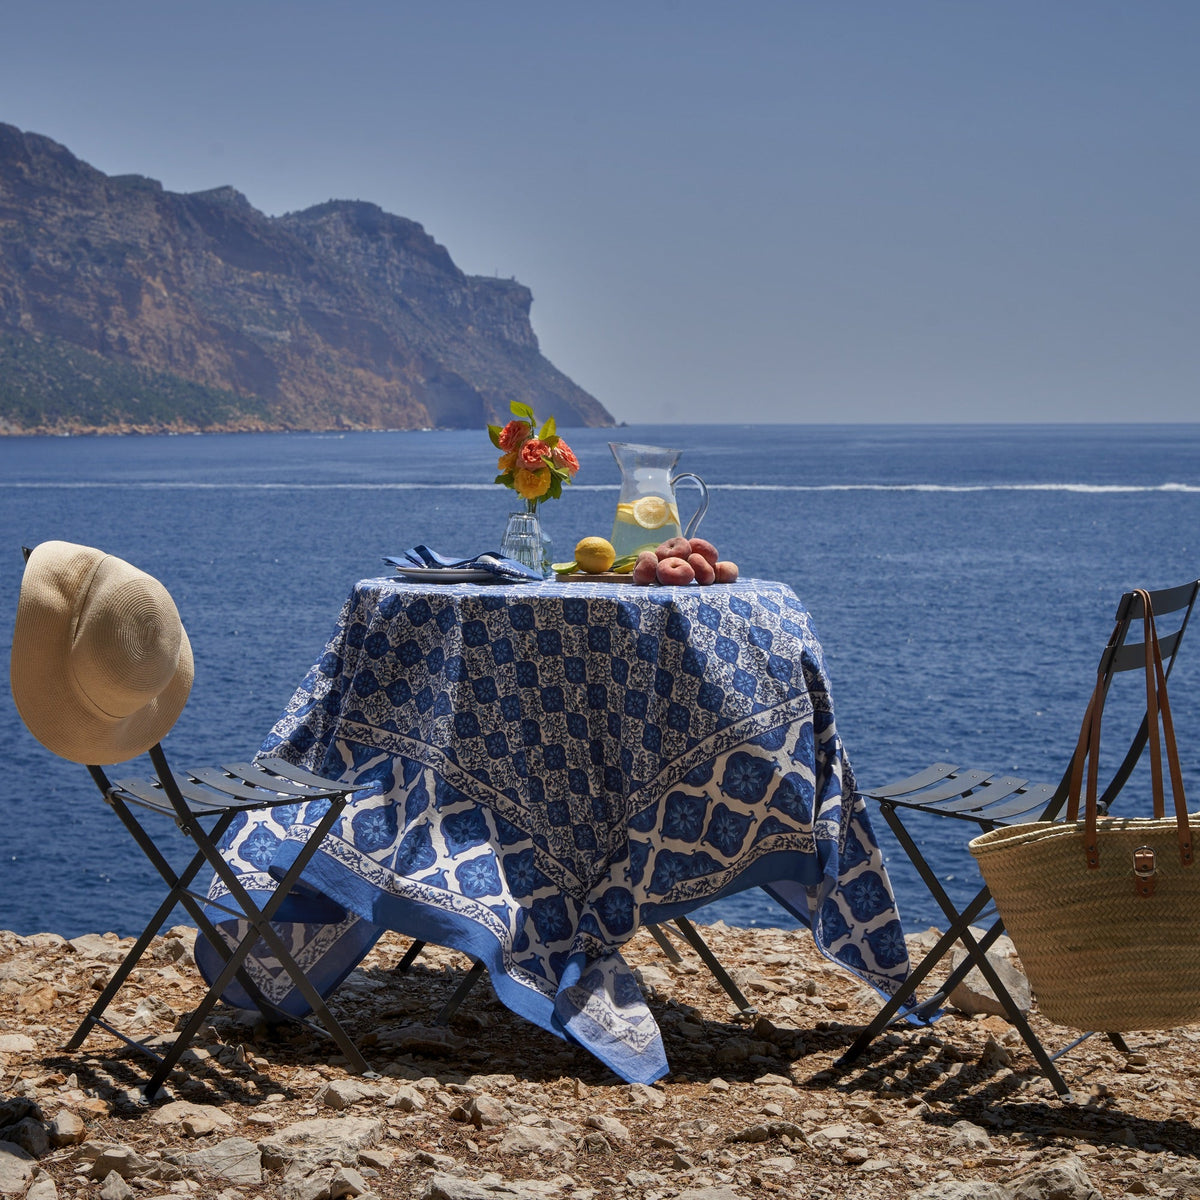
[{"xmin": 553, "ymin": 572, "xmax": 635, "ymax": 583}]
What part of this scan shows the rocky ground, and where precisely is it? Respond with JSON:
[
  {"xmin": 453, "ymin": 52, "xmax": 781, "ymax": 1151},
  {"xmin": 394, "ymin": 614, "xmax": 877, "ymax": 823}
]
[{"xmin": 2, "ymin": 922, "xmax": 1199, "ymax": 1200}]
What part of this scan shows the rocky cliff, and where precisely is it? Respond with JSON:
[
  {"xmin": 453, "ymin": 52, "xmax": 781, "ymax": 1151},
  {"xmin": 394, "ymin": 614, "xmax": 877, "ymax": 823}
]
[{"xmin": 0, "ymin": 123, "xmax": 613, "ymax": 434}]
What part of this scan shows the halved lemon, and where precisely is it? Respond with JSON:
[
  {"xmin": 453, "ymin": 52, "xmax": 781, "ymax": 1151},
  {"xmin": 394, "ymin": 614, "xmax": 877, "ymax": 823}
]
[{"xmin": 631, "ymin": 495, "xmax": 671, "ymax": 529}]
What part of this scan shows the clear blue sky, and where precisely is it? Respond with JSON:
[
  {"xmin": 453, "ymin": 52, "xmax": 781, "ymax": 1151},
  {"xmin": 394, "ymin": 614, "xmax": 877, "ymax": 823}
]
[{"xmin": 3, "ymin": 1, "xmax": 1198, "ymax": 423}]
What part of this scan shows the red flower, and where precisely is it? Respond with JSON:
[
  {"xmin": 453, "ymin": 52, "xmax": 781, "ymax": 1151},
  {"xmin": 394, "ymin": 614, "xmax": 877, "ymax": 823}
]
[
  {"xmin": 519, "ymin": 438, "xmax": 550, "ymax": 470},
  {"xmin": 551, "ymin": 439, "xmax": 580, "ymax": 476},
  {"xmin": 498, "ymin": 419, "xmax": 531, "ymax": 452}
]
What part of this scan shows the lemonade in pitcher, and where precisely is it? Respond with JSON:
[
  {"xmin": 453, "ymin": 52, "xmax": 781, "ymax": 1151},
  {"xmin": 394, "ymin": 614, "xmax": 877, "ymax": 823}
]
[{"xmin": 608, "ymin": 443, "xmax": 708, "ymax": 558}]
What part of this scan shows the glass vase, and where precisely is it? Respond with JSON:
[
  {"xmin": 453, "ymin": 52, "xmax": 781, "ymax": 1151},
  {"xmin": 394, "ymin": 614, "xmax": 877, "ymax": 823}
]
[{"xmin": 500, "ymin": 501, "xmax": 549, "ymax": 577}]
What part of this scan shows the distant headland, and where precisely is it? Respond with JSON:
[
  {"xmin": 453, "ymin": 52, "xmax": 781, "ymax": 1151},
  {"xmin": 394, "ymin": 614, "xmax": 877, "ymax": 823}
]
[{"xmin": 0, "ymin": 123, "xmax": 614, "ymax": 435}]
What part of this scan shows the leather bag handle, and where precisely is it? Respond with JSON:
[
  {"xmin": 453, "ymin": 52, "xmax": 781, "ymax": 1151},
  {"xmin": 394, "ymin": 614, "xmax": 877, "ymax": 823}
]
[{"xmin": 1066, "ymin": 589, "xmax": 1191, "ymax": 870}]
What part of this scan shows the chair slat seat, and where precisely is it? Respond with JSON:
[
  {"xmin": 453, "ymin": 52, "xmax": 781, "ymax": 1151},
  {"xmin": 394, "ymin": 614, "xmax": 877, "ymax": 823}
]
[
  {"xmin": 862, "ymin": 762, "xmax": 959, "ymax": 799},
  {"xmin": 958, "ymin": 781, "xmax": 1058, "ymax": 822},
  {"xmin": 231, "ymin": 758, "xmax": 359, "ymax": 793},
  {"xmin": 868, "ymin": 767, "xmax": 994, "ymax": 806},
  {"xmin": 185, "ymin": 764, "xmax": 343, "ymax": 802}
]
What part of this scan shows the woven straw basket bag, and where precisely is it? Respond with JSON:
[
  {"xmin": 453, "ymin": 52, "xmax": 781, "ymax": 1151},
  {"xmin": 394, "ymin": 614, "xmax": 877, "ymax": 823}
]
[{"xmin": 970, "ymin": 590, "xmax": 1200, "ymax": 1033}]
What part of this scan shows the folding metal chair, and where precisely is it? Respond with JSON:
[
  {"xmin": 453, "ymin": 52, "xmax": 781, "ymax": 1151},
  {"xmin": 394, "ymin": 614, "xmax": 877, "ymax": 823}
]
[
  {"xmin": 11, "ymin": 542, "xmax": 371, "ymax": 1099},
  {"xmin": 72, "ymin": 750, "xmax": 372, "ymax": 1097},
  {"xmin": 838, "ymin": 579, "xmax": 1199, "ymax": 1095}
]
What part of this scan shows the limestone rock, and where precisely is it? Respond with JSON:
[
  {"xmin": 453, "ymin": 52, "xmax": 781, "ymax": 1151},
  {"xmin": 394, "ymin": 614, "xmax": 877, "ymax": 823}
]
[
  {"xmin": 583, "ymin": 1114, "xmax": 630, "ymax": 1143},
  {"xmin": 150, "ymin": 1099, "xmax": 234, "ymax": 1134},
  {"xmin": 947, "ymin": 1119, "xmax": 992, "ymax": 1151},
  {"xmin": 948, "ymin": 947, "xmax": 1031, "ymax": 1017},
  {"xmin": 182, "ymin": 1135, "xmax": 264, "ymax": 1184},
  {"xmin": 0, "ymin": 1118, "xmax": 48, "ymax": 1158},
  {"xmin": 315, "ymin": 1079, "xmax": 386, "ymax": 1110},
  {"xmin": 1008, "ymin": 1157, "xmax": 1102, "ymax": 1200},
  {"xmin": 25, "ymin": 1170, "xmax": 59, "ymax": 1200},
  {"xmin": 498, "ymin": 1125, "xmax": 571, "ymax": 1155},
  {"xmin": 0, "ymin": 1140, "xmax": 35, "ymax": 1196},
  {"xmin": 263, "ymin": 1115, "xmax": 385, "ymax": 1169},
  {"xmin": 47, "ymin": 1111, "xmax": 86, "ymax": 1147}
]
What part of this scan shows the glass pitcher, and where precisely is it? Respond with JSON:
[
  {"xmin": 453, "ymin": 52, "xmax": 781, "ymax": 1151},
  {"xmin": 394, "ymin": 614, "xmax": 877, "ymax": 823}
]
[{"xmin": 608, "ymin": 442, "xmax": 710, "ymax": 558}]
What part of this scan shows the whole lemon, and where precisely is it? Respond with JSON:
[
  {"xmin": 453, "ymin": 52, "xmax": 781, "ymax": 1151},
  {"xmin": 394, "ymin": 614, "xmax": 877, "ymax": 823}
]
[{"xmin": 574, "ymin": 536, "xmax": 617, "ymax": 574}]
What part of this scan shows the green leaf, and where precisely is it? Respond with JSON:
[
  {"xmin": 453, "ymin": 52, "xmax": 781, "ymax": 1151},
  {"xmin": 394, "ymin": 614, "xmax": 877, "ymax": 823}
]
[
  {"xmin": 539, "ymin": 415, "xmax": 557, "ymax": 440},
  {"xmin": 487, "ymin": 423, "xmax": 503, "ymax": 448},
  {"xmin": 509, "ymin": 401, "xmax": 535, "ymax": 421},
  {"xmin": 542, "ymin": 433, "xmax": 560, "ymax": 450},
  {"xmin": 494, "ymin": 473, "xmax": 514, "ymax": 486}
]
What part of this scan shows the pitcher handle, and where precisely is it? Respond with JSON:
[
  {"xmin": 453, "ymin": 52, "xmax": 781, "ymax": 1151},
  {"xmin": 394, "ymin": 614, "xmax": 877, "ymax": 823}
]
[{"xmin": 672, "ymin": 472, "xmax": 709, "ymax": 540}]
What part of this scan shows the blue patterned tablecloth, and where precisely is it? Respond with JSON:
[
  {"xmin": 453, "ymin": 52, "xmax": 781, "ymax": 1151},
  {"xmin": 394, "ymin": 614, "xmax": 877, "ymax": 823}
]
[{"xmin": 199, "ymin": 576, "xmax": 908, "ymax": 1083}]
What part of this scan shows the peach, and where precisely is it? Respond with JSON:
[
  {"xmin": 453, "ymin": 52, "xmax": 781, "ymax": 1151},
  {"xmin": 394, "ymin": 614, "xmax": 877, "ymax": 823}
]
[
  {"xmin": 632, "ymin": 551, "xmax": 659, "ymax": 585},
  {"xmin": 687, "ymin": 537, "xmax": 719, "ymax": 567},
  {"xmin": 655, "ymin": 536, "xmax": 692, "ymax": 560},
  {"xmin": 655, "ymin": 556, "xmax": 696, "ymax": 586},
  {"xmin": 714, "ymin": 560, "xmax": 739, "ymax": 583},
  {"xmin": 688, "ymin": 552, "xmax": 716, "ymax": 585}
]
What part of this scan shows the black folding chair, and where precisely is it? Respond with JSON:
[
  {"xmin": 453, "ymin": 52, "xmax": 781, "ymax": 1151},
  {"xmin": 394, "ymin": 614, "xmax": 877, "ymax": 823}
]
[
  {"xmin": 71, "ymin": 749, "xmax": 372, "ymax": 1097},
  {"xmin": 12, "ymin": 543, "xmax": 371, "ymax": 1099},
  {"xmin": 838, "ymin": 579, "xmax": 1199, "ymax": 1095}
]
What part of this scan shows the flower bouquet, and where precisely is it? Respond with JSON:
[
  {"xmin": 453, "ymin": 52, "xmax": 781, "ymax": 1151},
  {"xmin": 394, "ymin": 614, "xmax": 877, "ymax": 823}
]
[
  {"xmin": 488, "ymin": 401, "xmax": 579, "ymax": 504},
  {"xmin": 488, "ymin": 402, "xmax": 579, "ymax": 574}
]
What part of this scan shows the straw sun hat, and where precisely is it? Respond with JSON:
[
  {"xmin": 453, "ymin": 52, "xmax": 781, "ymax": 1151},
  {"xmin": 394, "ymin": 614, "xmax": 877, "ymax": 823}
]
[{"xmin": 11, "ymin": 541, "xmax": 194, "ymax": 765}]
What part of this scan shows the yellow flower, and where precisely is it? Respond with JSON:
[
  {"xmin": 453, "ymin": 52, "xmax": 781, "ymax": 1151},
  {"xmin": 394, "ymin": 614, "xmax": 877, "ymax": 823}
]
[
  {"xmin": 513, "ymin": 466, "xmax": 551, "ymax": 499},
  {"xmin": 497, "ymin": 450, "xmax": 518, "ymax": 472}
]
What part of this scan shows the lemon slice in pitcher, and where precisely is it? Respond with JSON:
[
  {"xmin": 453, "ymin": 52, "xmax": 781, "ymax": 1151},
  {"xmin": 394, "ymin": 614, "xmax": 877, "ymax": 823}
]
[{"xmin": 631, "ymin": 495, "xmax": 671, "ymax": 529}]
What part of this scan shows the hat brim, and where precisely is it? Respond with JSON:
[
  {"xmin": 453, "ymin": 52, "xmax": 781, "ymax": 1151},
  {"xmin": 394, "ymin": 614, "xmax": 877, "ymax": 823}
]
[{"xmin": 11, "ymin": 542, "xmax": 194, "ymax": 765}]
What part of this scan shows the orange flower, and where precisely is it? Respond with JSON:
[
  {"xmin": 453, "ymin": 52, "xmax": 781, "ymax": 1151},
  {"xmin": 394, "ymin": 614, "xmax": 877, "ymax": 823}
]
[
  {"xmin": 519, "ymin": 438, "xmax": 550, "ymax": 470},
  {"xmin": 551, "ymin": 439, "xmax": 580, "ymax": 475},
  {"xmin": 513, "ymin": 466, "xmax": 551, "ymax": 500},
  {"xmin": 498, "ymin": 419, "xmax": 530, "ymax": 452},
  {"xmin": 497, "ymin": 449, "xmax": 518, "ymax": 472}
]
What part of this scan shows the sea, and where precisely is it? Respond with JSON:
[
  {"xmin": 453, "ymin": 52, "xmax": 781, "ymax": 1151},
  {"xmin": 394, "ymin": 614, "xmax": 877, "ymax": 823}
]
[{"xmin": 2, "ymin": 423, "xmax": 1198, "ymax": 943}]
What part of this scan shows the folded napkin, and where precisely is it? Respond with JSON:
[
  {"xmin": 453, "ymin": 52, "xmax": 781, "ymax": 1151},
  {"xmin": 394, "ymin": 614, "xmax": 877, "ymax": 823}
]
[{"xmin": 383, "ymin": 545, "xmax": 544, "ymax": 582}]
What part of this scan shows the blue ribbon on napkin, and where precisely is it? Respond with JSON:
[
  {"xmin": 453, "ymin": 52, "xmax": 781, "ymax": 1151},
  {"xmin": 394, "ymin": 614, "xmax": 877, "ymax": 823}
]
[{"xmin": 383, "ymin": 546, "xmax": 544, "ymax": 582}]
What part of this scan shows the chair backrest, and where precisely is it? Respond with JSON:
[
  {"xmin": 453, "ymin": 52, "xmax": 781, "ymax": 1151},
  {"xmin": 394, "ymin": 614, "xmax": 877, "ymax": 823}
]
[{"xmin": 1042, "ymin": 578, "xmax": 1199, "ymax": 820}]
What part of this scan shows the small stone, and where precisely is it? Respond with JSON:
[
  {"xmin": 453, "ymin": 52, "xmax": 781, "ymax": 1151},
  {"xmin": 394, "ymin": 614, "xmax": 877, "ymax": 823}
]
[
  {"xmin": 183, "ymin": 1136, "xmax": 263, "ymax": 1184},
  {"xmin": 584, "ymin": 1114, "xmax": 630, "ymax": 1143},
  {"xmin": 47, "ymin": 1110, "xmax": 87, "ymax": 1147},
  {"xmin": 329, "ymin": 1165, "xmax": 370, "ymax": 1198},
  {"xmin": 0, "ymin": 1141, "xmax": 36, "ymax": 1196},
  {"xmin": 0, "ymin": 1117, "xmax": 49, "ymax": 1158},
  {"xmin": 87, "ymin": 1144, "xmax": 158, "ymax": 1181},
  {"xmin": 947, "ymin": 948, "xmax": 1031, "ymax": 1016},
  {"xmin": 464, "ymin": 1094, "xmax": 512, "ymax": 1127},
  {"xmin": 315, "ymin": 1079, "xmax": 383, "ymax": 1110},
  {"xmin": 387, "ymin": 1085, "xmax": 425, "ymax": 1112},
  {"xmin": 947, "ymin": 1120, "xmax": 992, "ymax": 1151},
  {"xmin": 25, "ymin": 1170, "xmax": 59, "ymax": 1200},
  {"xmin": 98, "ymin": 1170, "xmax": 134, "ymax": 1200},
  {"xmin": 498, "ymin": 1125, "xmax": 570, "ymax": 1154}
]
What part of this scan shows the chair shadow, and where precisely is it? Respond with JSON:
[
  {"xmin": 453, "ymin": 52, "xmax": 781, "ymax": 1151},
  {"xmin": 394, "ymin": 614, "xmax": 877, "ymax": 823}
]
[{"xmin": 42, "ymin": 951, "xmax": 1200, "ymax": 1162}]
